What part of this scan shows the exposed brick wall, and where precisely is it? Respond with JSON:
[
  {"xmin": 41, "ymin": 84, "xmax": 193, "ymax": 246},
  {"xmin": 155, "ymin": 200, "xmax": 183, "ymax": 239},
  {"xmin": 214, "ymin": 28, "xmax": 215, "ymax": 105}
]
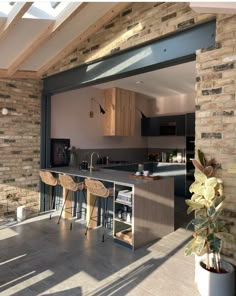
[
  {"xmin": 195, "ymin": 14, "xmax": 236, "ymax": 265},
  {"xmin": 45, "ymin": 2, "xmax": 214, "ymax": 77},
  {"xmin": 0, "ymin": 78, "xmax": 42, "ymax": 220},
  {"xmin": 44, "ymin": 3, "xmax": 235, "ymax": 264}
]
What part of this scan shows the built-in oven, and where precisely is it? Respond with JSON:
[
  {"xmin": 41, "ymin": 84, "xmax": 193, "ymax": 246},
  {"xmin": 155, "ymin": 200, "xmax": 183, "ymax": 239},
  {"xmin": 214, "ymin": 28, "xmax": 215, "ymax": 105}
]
[{"xmin": 50, "ymin": 138, "xmax": 70, "ymax": 167}]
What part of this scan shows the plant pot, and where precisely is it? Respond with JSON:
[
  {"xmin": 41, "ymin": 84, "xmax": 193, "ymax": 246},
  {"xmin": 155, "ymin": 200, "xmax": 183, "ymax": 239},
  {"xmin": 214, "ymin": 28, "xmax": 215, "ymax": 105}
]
[{"xmin": 197, "ymin": 259, "xmax": 235, "ymax": 296}]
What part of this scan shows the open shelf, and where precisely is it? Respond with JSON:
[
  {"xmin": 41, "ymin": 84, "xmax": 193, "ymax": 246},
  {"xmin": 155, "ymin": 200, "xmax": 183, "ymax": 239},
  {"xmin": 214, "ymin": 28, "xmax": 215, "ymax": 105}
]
[
  {"xmin": 115, "ymin": 199, "xmax": 132, "ymax": 207},
  {"xmin": 114, "ymin": 217, "xmax": 132, "ymax": 226},
  {"xmin": 115, "ymin": 227, "xmax": 132, "ymax": 245}
]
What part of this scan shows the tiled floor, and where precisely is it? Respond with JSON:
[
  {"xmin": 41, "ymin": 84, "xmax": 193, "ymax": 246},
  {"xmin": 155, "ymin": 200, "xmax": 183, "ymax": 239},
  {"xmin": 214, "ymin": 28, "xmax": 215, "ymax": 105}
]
[{"xmin": 0, "ymin": 199, "xmax": 199, "ymax": 296}]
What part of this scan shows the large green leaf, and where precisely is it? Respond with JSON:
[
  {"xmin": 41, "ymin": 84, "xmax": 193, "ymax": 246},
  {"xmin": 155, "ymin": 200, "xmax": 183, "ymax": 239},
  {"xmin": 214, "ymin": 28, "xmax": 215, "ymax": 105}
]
[
  {"xmin": 207, "ymin": 206, "xmax": 216, "ymax": 217},
  {"xmin": 196, "ymin": 208, "xmax": 207, "ymax": 218},
  {"xmin": 191, "ymin": 194, "xmax": 204, "ymax": 202},
  {"xmin": 194, "ymin": 170, "xmax": 207, "ymax": 183},
  {"xmin": 185, "ymin": 236, "xmax": 206, "ymax": 256},
  {"xmin": 195, "ymin": 227, "xmax": 208, "ymax": 238},
  {"xmin": 204, "ymin": 186, "xmax": 215, "ymax": 200},
  {"xmin": 213, "ymin": 195, "xmax": 225, "ymax": 208},
  {"xmin": 205, "ymin": 177, "xmax": 217, "ymax": 187},
  {"xmin": 187, "ymin": 206, "xmax": 194, "ymax": 215},
  {"xmin": 215, "ymin": 182, "xmax": 224, "ymax": 196},
  {"xmin": 207, "ymin": 233, "xmax": 222, "ymax": 253},
  {"xmin": 198, "ymin": 150, "xmax": 206, "ymax": 166},
  {"xmin": 186, "ymin": 200, "xmax": 205, "ymax": 210},
  {"xmin": 190, "ymin": 218, "xmax": 207, "ymax": 226},
  {"xmin": 192, "ymin": 159, "xmax": 204, "ymax": 172},
  {"xmin": 203, "ymin": 166, "xmax": 214, "ymax": 177},
  {"xmin": 190, "ymin": 182, "xmax": 205, "ymax": 195}
]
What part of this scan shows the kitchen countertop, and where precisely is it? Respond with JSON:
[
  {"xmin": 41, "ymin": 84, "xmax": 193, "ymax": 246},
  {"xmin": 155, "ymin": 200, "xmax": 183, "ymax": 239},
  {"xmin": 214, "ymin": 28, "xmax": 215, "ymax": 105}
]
[
  {"xmin": 44, "ymin": 166, "xmax": 154, "ymax": 185},
  {"xmin": 100, "ymin": 161, "xmax": 185, "ymax": 168},
  {"xmin": 45, "ymin": 162, "xmax": 185, "ymax": 186}
]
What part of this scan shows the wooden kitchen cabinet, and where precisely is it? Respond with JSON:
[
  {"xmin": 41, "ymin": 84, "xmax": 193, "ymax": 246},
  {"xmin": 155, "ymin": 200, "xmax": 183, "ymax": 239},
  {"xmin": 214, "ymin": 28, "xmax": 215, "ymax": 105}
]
[
  {"xmin": 103, "ymin": 88, "xmax": 135, "ymax": 136},
  {"xmin": 113, "ymin": 178, "xmax": 174, "ymax": 250}
]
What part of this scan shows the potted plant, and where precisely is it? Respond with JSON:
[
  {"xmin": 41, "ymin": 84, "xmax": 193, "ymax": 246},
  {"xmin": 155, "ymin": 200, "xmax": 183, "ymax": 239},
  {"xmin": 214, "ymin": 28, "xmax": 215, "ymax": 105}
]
[{"xmin": 185, "ymin": 150, "xmax": 235, "ymax": 296}]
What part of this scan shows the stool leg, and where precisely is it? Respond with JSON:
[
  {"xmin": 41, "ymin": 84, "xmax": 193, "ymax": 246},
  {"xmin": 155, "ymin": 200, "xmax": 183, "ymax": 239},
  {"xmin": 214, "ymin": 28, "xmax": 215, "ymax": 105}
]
[
  {"xmin": 85, "ymin": 197, "xmax": 97, "ymax": 236},
  {"xmin": 82, "ymin": 189, "xmax": 87, "ymax": 218},
  {"xmin": 49, "ymin": 186, "xmax": 55, "ymax": 220},
  {"xmin": 70, "ymin": 192, "xmax": 76, "ymax": 231},
  {"xmin": 76, "ymin": 189, "xmax": 87, "ymax": 220},
  {"xmin": 102, "ymin": 198, "xmax": 109, "ymax": 242},
  {"xmin": 57, "ymin": 190, "xmax": 69, "ymax": 225}
]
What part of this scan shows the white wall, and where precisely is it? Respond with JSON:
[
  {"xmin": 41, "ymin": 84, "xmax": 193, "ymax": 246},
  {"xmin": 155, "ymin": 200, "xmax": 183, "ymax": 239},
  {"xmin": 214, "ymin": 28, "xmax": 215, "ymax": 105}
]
[
  {"xmin": 148, "ymin": 93, "xmax": 195, "ymax": 116},
  {"xmin": 51, "ymin": 87, "xmax": 194, "ymax": 151},
  {"xmin": 51, "ymin": 87, "xmax": 148, "ymax": 149}
]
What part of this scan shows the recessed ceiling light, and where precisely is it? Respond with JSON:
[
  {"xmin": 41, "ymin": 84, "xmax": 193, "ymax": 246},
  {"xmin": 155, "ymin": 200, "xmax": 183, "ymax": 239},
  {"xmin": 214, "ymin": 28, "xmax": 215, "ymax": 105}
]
[{"xmin": 136, "ymin": 81, "xmax": 144, "ymax": 84}]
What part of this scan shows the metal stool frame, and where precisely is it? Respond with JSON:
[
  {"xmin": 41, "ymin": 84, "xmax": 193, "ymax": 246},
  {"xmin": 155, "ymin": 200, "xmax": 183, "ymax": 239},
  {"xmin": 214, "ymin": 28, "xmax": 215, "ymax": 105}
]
[
  {"xmin": 84, "ymin": 178, "xmax": 113, "ymax": 242},
  {"xmin": 58, "ymin": 174, "xmax": 86, "ymax": 230},
  {"xmin": 39, "ymin": 170, "xmax": 60, "ymax": 219}
]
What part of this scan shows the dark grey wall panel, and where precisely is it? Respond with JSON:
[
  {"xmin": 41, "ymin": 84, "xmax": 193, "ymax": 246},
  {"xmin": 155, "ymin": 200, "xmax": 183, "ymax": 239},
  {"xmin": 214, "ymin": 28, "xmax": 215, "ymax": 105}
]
[{"xmin": 43, "ymin": 21, "xmax": 216, "ymax": 94}]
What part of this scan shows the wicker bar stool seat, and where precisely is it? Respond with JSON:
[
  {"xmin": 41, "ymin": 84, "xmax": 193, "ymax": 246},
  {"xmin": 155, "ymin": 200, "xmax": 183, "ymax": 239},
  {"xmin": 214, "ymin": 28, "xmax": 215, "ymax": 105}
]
[
  {"xmin": 39, "ymin": 170, "xmax": 60, "ymax": 219},
  {"xmin": 58, "ymin": 174, "xmax": 86, "ymax": 230},
  {"xmin": 85, "ymin": 178, "xmax": 113, "ymax": 242}
]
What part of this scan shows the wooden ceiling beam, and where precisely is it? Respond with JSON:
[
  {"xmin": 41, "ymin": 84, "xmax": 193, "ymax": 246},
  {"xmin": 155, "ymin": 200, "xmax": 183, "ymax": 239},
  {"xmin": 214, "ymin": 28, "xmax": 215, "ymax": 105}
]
[
  {"xmin": 190, "ymin": 2, "xmax": 236, "ymax": 14},
  {"xmin": 7, "ymin": 2, "xmax": 87, "ymax": 77},
  {"xmin": 0, "ymin": 69, "xmax": 39, "ymax": 79},
  {"xmin": 0, "ymin": 2, "xmax": 33, "ymax": 41},
  {"xmin": 38, "ymin": 2, "xmax": 131, "ymax": 77}
]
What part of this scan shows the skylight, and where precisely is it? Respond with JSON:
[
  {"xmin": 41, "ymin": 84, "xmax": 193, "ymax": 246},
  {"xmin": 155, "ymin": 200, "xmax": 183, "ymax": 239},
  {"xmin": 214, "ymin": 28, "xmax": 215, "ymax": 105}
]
[
  {"xmin": 24, "ymin": 2, "xmax": 69, "ymax": 19},
  {"xmin": 0, "ymin": 2, "xmax": 13, "ymax": 17},
  {"xmin": 0, "ymin": 2, "xmax": 70, "ymax": 20},
  {"xmin": 50, "ymin": 2, "xmax": 60, "ymax": 9}
]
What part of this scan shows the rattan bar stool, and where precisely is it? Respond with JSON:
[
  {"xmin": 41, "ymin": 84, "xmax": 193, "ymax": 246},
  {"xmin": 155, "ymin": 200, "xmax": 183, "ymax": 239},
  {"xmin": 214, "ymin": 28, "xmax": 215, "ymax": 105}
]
[
  {"xmin": 39, "ymin": 170, "xmax": 60, "ymax": 219},
  {"xmin": 85, "ymin": 178, "xmax": 113, "ymax": 242},
  {"xmin": 58, "ymin": 174, "xmax": 85, "ymax": 230}
]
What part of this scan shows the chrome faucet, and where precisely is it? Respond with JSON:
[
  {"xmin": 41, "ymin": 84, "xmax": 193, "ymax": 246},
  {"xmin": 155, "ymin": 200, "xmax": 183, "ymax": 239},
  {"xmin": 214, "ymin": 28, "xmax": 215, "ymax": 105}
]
[{"xmin": 89, "ymin": 152, "xmax": 99, "ymax": 173}]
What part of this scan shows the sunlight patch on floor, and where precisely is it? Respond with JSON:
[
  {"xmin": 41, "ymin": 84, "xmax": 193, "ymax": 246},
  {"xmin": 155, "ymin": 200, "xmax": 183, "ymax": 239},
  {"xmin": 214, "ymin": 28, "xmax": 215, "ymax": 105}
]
[
  {"xmin": 0, "ymin": 228, "xmax": 19, "ymax": 240},
  {"xmin": 0, "ymin": 270, "xmax": 54, "ymax": 296},
  {"xmin": 0, "ymin": 254, "xmax": 27, "ymax": 266}
]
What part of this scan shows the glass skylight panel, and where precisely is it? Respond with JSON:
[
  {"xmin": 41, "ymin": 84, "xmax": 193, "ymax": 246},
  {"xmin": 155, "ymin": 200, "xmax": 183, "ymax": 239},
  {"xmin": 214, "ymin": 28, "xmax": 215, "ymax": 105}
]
[
  {"xmin": 0, "ymin": 2, "xmax": 14, "ymax": 17},
  {"xmin": 0, "ymin": 1, "xmax": 71, "ymax": 20},
  {"xmin": 50, "ymin": 2, "xmax": 60, "ymax": 9}
]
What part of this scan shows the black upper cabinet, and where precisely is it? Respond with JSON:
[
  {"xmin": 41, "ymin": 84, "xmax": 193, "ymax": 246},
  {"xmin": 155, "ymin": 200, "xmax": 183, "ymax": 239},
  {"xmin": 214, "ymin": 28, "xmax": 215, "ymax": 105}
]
[
  {"xmin": 141, "ymin": 117, "xmax": 159, "ymax": 136},
  {"xmin": 141, "ymin": 114, "xmax": 185, "ymax": 136},
  {"xmin": 186, "ymin": 113, "xmax": 195, "ymax": 136},
  {"xmin": 174, "ymin": 115, "xmax": 185, "ymax": 136}
]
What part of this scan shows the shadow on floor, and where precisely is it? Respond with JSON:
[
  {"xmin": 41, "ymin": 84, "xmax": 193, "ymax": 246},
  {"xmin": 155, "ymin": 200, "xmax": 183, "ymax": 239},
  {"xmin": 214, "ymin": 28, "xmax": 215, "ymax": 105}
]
[{"xmin": 0, "ymin": 212, "xmax": 192, "ymax": 296}]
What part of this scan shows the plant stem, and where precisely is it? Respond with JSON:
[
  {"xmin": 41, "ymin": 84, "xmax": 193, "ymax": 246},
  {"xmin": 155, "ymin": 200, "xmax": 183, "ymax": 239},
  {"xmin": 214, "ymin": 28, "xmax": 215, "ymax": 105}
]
[
  {"xmin": 206, "ymin": 247, "xmax": 210, "ymax": 269},
  {"xmin": 215, "ymin": 253, "xmax": 220, "ymax": 273}
]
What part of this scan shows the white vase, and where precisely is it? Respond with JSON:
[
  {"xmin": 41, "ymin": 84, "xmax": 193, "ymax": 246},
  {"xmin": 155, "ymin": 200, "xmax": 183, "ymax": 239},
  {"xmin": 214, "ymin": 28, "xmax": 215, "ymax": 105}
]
[{"xmin": 197, "ymin": 259, "xmax": 235, "ymax": 296}]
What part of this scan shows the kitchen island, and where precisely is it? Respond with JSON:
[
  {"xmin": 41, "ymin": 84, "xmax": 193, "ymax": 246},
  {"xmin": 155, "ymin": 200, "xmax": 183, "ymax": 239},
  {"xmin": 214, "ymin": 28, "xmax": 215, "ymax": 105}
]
[{"xmin": 44, "ymin": 166, "xmax": 174, "ymax": 250}]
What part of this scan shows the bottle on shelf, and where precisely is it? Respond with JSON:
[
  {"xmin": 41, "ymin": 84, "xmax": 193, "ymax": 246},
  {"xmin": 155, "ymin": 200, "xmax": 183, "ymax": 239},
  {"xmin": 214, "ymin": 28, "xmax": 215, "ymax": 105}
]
[{"xmin": 122, "ymin": 206, "xmax": 127, "ymax": 221}]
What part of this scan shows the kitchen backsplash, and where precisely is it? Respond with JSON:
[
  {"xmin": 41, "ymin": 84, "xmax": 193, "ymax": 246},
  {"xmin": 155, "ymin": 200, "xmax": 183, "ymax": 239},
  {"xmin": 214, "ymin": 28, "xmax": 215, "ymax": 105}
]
[
  {"xmin": 77, "ymin": 148, "xmax": 148, "ymax": 165},
  {"xmin": 68, "ymin": 147, "xmax": 185, "ymax": 167}
]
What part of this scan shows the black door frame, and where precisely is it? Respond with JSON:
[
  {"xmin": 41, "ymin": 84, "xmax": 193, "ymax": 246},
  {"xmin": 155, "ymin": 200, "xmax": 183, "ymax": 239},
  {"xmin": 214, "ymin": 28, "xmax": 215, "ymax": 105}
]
[{"xmin": 40, "ymin": 20, "xmax": 216, "ymax": 211}]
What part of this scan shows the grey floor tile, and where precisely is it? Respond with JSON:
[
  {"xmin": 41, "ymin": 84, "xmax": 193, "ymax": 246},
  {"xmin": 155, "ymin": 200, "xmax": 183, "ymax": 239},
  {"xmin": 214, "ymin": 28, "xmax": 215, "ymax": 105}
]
[{"xmin": 0, "ymin": 213, "xmax": 199, "ymax": 296}]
